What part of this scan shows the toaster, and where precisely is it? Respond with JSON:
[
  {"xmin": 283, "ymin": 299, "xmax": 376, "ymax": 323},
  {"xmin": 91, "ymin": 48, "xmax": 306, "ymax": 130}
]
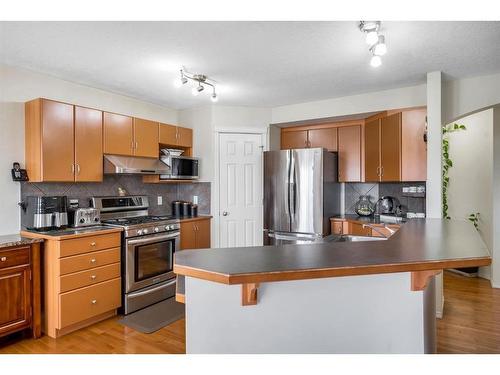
[{"xmin": 68, "ymin": 208, "xmax": 101, "ymax": 228}]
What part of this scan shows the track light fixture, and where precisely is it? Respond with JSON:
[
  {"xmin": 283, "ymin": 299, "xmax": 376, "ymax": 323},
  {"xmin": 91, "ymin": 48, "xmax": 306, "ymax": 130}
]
[
  {"xmin": 359, "ymin": 21, "xmax": 387, "ymax": 67},
  {"xmin": 174, "ymin": 67, "xmax": 219, "ymax": 102}
]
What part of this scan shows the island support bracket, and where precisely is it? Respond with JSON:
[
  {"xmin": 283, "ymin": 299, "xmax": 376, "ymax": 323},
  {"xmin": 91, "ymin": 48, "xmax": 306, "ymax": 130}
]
[
  {"xmin": 411, "ymin": 270, "xmax": 442, "ymax": 291},
  {"xmin": 241, "ymin": 283, "xmax": 260, "ymax": 306}
]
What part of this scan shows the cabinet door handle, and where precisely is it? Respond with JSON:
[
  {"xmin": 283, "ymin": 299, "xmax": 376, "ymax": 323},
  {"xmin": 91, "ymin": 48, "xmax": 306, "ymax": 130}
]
[
  {"xmin": 0, "ymin": 256, "xmax": 6, "ymax": 262},
  {"xmin": 91, "ymin": 299, "xmax": 97, "ymax": 305},
  {"xmin": 76, "ymin": 164, "xmax": 81, "ymax": 175},
  {"xmin": 135, "ymin": 141, "xmax": 138, "ymax": 149},
  {"xmin": 90, "ymin": 242, "xmax": 96, "ymax": 246},
  {"xmin": 380, "ymin": 166, "xmax": 384, "ymax": 177},
  {"xmin": 71, "ymin": 164, "xmax": 75, "ymax": 174},
  {"xmin": 90, "ymin": 275, "xmax": 97, "ymax": 280},
  {"xmin": 90, "ymin": 258, "xmax": 97, "ymax": 264}
]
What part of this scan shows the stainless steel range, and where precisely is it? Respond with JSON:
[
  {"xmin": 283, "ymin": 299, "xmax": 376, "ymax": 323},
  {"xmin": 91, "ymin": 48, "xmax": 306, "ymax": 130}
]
[{"xmin": 91, "ymin": 196, "xmax": 180, "ymax": 315}]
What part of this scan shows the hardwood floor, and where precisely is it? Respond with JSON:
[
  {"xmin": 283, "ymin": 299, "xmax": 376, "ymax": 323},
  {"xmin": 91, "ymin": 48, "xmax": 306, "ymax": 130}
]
[
  {"xmin": 437, "ymin": 271, "xmax": 500, "ymax": 354},
  {"xmin": 1, "ymin": 271, "xmax": 498, "ymax": 354},
  {"xmin": 0, "ymin": 317, "xmax": 185, "ymax": 354}
]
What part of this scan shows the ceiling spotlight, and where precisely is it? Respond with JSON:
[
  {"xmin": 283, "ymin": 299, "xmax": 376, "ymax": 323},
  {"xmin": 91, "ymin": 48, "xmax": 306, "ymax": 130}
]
[
  {"xmin": 359, "ymin": 21, "xmax": 380, "ymax": 45},
  {"xmin": 372, "ymin": 35, "xmax": 387, "ymax": 56},
  {"xmin": 370, "ymin": 55, "xmax": 382, "ymax": 68},
  {"xmin": 366, "ymin": 31, "xmax": 379, "ymax": 46},
  {"xmin": 175, "ymin": 67, "xmax": 218, "ymax": 101},
  {"xmin": 173, "ymin": 76, "xmax": 188, "ymax": 88}
]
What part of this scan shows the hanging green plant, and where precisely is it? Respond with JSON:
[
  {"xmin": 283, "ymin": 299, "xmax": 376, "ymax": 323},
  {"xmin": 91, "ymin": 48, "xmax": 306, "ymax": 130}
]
[
  {"xmin": 468, "ymin": 212, "xmax": 480, "ymax": 230},
  {"xmin": 442, "ymin": 123, "xmax": 466, "ymax": 219}
]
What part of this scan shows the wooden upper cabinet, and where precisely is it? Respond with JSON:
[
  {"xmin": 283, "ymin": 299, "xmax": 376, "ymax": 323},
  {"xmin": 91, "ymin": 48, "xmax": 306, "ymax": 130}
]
[
  {"xmin": 338, "ymin": 125, "xmax": 361, "ymax": 182},
  {"xmin": 281, "ymin": 130, "xmax": 308, "ymax": 149},
  {"xmin": 133, "ymin": 118, "xmax": 159, "ymax": 158},
  {"xmin": 103, "ymin": 112, "xmax": 134, "ymax": 156},
  {"xmin": 402, "ymin": 109, "xmax": 427, "ymax": 181},
  {"xmin": 74, "ymin": 106, "xmax": 103, "ymax": 182},
  {"xmin": 159, "ymin": 123, "xmax": 193, "ymax": 148},
  {"xmin": 177, "ymin": 127, "xmax": 193, "ymax": 148},
  {"xmin": 159, "ymin": 123, "xmax": 177, "ymax": 145},
  {"xmin": 308, "ymin": 127, "xmax": 338, "ymax": 151},
  {"xmin": 380, "ymin": 112, "xmax": 401, "ymax": 181},
  {"xmin": 25, "ymin": 99, "xmax": 75, "ymax": 182},
  {"xmin": 364, "ymin": 118, "xmax": 381, "ymax": 182}
]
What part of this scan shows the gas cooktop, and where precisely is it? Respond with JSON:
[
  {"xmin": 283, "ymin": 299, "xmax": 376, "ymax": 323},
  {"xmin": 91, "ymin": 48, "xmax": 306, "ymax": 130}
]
[{"xmin": 101, "ymin": 215, "xmax": 177, "ymax": 226}]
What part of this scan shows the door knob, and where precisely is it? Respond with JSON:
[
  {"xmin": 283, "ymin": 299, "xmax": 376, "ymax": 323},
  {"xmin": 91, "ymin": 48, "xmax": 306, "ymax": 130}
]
[{"xmin": 222, "ymin": 211, "xmax": 229, "ymax": 216}]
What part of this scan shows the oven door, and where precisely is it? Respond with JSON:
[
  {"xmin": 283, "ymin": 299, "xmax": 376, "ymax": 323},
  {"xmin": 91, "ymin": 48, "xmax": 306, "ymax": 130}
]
[{"xmin": 125, "ymin": 231, "xmax": 179, "ymax": 293}]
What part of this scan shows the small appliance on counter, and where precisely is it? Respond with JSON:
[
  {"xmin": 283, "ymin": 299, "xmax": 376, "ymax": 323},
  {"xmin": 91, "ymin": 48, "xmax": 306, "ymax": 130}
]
[
  {"xmin": 20, "ymin": 196, "xmax": 68, "ymax": 231},
  {"xmin": 68, "ymin": 207, "xmax": 101, "ymax": 228},
  {"xmin": 160, "ymin": 148, "xmax": 199, "ymax": 180},
  {"xmin": 375, "ymin": 196, "xmax": 402, "ymax": 216}
]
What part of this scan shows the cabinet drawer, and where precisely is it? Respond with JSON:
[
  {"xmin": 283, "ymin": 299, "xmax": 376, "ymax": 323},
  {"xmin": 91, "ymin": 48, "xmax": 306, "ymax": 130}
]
[
  {"xmin": 59, "ymin": 247, "xmax": 120, "ymax": 275},
  {"xmin": 331, "ymin": 221, "xmax": 343, "ymax": 235},
  {"xmin": 59, "ymin": 277, "xmax": 121, "ymax": 328},
  {"xmin": 60, "ymin": 263, "xmax": 121, "ymax": 293},
  {"xmin": 59, "ymin": 232, "xmax": 120, "ymax": 257},
  {"xmin": 0, "ymin": 247, "xmax": 30, "ymax": 270}
]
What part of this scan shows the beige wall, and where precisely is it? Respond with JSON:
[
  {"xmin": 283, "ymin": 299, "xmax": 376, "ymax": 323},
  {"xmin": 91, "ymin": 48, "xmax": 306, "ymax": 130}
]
[
  {"xmin": 446, "ymin": 109, "xmax": 493, "ymax": 279},
  {"xmin": 0, "ymin": 64, "xmax": 178, "ymax": 235}
]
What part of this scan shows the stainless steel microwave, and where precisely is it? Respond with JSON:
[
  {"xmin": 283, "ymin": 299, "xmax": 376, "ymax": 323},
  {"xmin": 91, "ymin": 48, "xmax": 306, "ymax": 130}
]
[{"xmin": 160, "ymin": 155, "xmax": 199, "ymax": 180}]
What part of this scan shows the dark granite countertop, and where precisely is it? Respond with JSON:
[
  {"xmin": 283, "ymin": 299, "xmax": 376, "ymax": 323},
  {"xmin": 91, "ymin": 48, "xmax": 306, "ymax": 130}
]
[
  {"xmin": 0, "ymin": 234, "xmax": 44, "ymax": 249},
  {"xmin": 174, "ymin": 219, "xmax": 491, "ymax": 285}
]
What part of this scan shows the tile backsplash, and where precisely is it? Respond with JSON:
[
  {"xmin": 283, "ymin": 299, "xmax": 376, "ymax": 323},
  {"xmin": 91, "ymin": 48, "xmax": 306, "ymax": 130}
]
[
  {"xmin": 20, "ymin": 175, "xmax": 210, "ymax": 225},
  {"xmin": 344, "ymin": 182, "xmax": 426, "ymax": 216}
]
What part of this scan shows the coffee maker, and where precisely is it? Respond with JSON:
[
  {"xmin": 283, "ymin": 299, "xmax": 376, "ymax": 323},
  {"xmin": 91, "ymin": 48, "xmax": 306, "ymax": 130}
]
[{"xmin": 21, "ymin": 196, "xmax": 68, "ymax": 231}]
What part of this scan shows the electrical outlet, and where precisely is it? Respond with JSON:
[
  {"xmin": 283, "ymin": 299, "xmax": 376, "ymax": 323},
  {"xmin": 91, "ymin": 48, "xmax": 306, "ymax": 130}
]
[
  {"xmin": 157, "ymin": 196, "xmax": 163, "ymax": 206},
  {"xmin": 193, "ymin": 195, "xmax": 198, "ymax": 204}
]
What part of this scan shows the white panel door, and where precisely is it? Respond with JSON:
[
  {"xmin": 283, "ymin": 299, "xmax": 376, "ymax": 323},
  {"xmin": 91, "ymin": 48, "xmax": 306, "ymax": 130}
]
[{"xmin": 219, "ymin": 133, "xmax": 264, "ymax": 248}]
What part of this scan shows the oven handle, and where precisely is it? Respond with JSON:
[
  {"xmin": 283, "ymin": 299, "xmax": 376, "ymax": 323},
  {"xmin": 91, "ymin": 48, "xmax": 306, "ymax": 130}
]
[
  {"xmin": 127, "ymin": 278, "xmax": 177, "ymax": 298},
  {"xmin": 127, "ymin": 231, "xmax": 180, "ymax": 245}
]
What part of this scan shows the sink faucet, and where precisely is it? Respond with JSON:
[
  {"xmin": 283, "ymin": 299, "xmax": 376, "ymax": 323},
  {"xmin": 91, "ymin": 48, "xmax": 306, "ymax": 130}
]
[{"xmin": 362, "ymin": 223, "xmax": 396, "ymax": 238}]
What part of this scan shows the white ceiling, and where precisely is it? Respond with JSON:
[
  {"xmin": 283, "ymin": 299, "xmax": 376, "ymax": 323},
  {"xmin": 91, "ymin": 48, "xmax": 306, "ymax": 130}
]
[{"xmin": 1, "ymin": 21, "xmax": 500, "ymax": 109}]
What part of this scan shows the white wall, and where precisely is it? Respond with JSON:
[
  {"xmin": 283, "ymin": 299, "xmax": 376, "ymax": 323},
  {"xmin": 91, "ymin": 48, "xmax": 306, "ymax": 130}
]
[
  {"xmin": 492, "ymin": 107, "xmax": 500, "ymax": 287},
  {"xmin": 446, "ymin": 109, "xmax": 493, "ymax": 279},
  {"xmin": 271, "ymin": 84, "xmax": 426, "ymax": 124},
  {"xmin": 0, "ymin": 64, "xmax": 178, "ymax": 236},
  {"xmin": 443, "ymin": 72, "xmax": 500, "ymax": 124}
]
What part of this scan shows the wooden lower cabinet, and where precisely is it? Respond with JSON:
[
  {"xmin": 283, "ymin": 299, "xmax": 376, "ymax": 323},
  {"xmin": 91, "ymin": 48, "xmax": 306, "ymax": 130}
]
[
  {"xmin": 180, "ymin": 217, "xmax": 211, "ymax": 250},
  {"xmin": 21, "ymin": 230, "xmax": 122, "ymax": 338},
  {"xmin": 0, "ymin": 243, "xmax": 41, "ymax": 339},
  {"xmin": 330, "ymin": 219, "xmax": 400, "ymax": 238}
]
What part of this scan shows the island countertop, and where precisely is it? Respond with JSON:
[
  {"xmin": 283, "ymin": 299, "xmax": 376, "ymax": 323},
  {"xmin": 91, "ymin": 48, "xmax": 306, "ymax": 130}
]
[{"xmin": 174, "ymin": 218, "xmax": 491, "ymax": 285}]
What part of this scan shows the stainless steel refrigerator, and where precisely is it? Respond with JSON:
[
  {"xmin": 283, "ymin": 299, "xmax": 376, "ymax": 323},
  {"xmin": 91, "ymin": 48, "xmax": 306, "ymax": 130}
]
[{"xmin": 263, "ymin": 148, "xmax": 340, "ymax": 245}]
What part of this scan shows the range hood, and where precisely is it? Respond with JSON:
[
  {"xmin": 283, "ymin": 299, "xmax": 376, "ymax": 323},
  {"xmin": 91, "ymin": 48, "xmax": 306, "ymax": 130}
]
[{"xmin": 104, "ymin": 155, "xmax": 171, "ymax": 175}]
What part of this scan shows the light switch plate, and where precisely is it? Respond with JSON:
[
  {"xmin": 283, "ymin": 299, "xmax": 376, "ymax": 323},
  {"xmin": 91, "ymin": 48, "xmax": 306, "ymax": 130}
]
[
  {"xmin": 157, "ymin": 196, "xmax": 163, "ymax": 205},
  {"xmin": 193, "ymin": 195, "xmax": 198, "ymax": 204}
]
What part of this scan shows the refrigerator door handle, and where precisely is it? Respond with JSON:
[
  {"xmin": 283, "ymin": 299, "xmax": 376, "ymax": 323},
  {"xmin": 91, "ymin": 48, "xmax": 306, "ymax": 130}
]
[
  {"xmin": 268, "ymin": 232, "xmax": 318, "ymax": 242},
  {"xmin": 289, "ymin": 151, "xmax": 296, "ymax": 218}
]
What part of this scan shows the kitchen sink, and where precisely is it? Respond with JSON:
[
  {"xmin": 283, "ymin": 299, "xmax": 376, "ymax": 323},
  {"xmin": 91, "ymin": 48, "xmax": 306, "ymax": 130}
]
[{"xmin": 337, "ymin": 235, "xmax": 388, "ymax": 242}]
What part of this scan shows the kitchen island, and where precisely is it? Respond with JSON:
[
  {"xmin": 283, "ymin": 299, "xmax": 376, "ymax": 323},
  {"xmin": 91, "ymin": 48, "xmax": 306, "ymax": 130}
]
[{"xmin": 174, "ymin": 219, "xmax": 491, "ymax": 354}]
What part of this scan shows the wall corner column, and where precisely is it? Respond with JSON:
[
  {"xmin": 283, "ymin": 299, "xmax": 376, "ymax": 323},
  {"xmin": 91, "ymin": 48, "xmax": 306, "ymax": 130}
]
[{"xmin": 426, "ymin": 71, "xmax": 444, "ymax": 316}]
